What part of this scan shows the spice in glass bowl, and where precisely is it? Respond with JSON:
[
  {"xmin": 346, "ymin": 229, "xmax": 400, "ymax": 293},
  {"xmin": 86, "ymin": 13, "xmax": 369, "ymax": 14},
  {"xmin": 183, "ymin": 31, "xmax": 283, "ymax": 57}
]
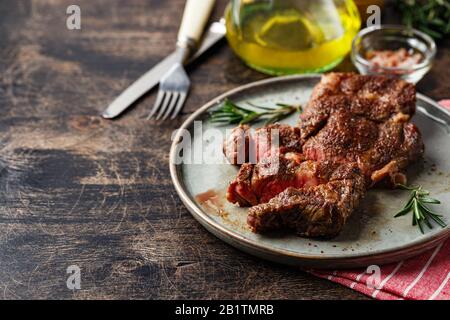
[
  {"xmin": 351, "ymin": 25, "xmax": 436, "ymax": 83},
  {"xmin": 366, "ymin": 48, "xmax": 424, "ymax": 73}
]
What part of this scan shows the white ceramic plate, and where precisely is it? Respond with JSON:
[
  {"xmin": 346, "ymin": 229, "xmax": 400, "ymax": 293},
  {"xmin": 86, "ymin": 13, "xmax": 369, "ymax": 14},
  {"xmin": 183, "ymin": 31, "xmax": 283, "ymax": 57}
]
[{"xmin": 170, "ymin": 75, "xmax": 450, "ymax": 268}]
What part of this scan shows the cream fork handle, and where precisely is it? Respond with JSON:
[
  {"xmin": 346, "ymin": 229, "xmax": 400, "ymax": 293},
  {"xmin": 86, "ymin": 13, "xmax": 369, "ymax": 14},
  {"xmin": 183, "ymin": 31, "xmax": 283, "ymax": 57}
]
[{"xmin": 177, "ymin": 0, "xmax": 216, "ymax": 48}]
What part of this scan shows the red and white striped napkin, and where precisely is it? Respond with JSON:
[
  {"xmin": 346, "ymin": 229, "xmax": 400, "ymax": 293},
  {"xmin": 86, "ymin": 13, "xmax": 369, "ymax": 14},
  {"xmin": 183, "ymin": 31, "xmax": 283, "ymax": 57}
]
[
  {"xmin": 438, "ymin": 100, "xmax": 450, "ymax": 110},
  {"xmin": 310, "ymin": 239, "xmax": 449, "ymax": 300},
  {"xmin": 310, "ymin": 100, "xmax": 450, "ymax": 300}
]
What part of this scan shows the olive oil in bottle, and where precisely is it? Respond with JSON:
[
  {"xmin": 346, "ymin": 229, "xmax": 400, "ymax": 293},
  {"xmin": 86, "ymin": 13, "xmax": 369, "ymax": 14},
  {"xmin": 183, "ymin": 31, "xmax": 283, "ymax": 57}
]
[{"xmin": 225, "ymin": 0, "xmax": 361, "ymax": 75}]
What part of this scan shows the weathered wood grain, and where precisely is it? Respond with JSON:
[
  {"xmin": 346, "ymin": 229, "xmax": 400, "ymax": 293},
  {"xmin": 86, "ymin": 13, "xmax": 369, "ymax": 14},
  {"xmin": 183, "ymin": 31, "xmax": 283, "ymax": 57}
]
[{"xmin": 0, "ymin": 0, "xmax": 447, "ymax": 300}]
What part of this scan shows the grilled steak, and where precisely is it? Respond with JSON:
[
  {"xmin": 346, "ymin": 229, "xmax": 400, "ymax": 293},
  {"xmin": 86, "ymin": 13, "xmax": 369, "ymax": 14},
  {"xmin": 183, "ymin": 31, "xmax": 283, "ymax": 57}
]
[
  {"xmin": 247, "ymin": 163, "xmax": 365, "ymax": 238},
  {"xmin": 227, "ymin": 156, "xmax": 344, "ymax": 206},
  {"xmin": 300, "ymin": 72, "xmax": 423, "ymax": 186},
  {"xmin": 254, "ymin": 123, "xmax": 302, "ymax": 159},
  {"xmin": 225, "ymin": 73, "xmax": 424, "ymax": 237},
  {"xmin": 223, "ymin": 124, "xmax": 302, "ymax": 165},
  {"xmin": 302, "ymin": 109, "xmax": 424, "ymax": 186},
  {"xmin": 299, "ymin": 72, "xmax": 416, "ymax": 141}
]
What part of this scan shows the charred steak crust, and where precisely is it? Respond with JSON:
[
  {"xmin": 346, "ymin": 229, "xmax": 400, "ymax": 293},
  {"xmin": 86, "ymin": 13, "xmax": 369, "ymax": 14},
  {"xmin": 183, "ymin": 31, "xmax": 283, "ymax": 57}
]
[
  {"xmin": 247, "ymin": 164, "xmax": 365, "ymax": 238},
  {"xmin": 254, "ymin": 124, "xmax": 302, "ymax": 158},
  {"xmin": 301, "ymin": 73, "xmax": 423, "ymax": 187},
  {"xmin": 302, "ymin": 111, "xmax": 424, "ymax": 186},
  {"xmin": 299, "ymin": 72, "xmax": 416, "ymax": 141},
  {"xmin": 224, "ymin": 73, "xmax": 424, "ymax": 238}
]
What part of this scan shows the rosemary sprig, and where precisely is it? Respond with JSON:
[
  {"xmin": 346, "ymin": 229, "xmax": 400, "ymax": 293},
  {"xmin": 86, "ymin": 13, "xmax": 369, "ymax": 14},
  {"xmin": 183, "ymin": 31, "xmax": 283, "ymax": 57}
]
[
  {"xmin": 397, "ymin": 0, "xmax": 450, "ymax": 39},
  {"xmin": 394, "ymin": 184, "xmax": 447, "ymax": 233},
  {"xmin": 209, "ymin": 99, "xmax": 301, "ymax": 125}
]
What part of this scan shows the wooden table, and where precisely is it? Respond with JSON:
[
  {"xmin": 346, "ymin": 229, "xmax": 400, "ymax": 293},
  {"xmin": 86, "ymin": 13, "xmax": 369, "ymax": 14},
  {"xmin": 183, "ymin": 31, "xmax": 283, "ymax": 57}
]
[{"xmin": 0, "ymin": 0, "xmax": 448, "ymax": 300}]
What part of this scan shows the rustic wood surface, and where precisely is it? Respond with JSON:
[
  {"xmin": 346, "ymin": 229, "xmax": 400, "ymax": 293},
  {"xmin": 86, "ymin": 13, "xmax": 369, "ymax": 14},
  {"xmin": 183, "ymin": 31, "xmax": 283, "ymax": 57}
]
[{"xmin": 0, "ymin": 0, "xmax": 448, "ymax": 300}]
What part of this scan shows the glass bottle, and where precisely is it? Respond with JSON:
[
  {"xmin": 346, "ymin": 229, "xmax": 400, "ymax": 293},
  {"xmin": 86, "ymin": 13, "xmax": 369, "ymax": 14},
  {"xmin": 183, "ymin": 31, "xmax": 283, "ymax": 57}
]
[{"xmin": 225, "ymin": 0, "xmax": 361, "ymax": 75}]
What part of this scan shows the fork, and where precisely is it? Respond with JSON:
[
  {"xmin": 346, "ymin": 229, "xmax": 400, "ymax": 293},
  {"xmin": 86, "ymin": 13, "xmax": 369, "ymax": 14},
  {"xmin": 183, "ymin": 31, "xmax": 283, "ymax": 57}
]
[{"xmin": 148, "ymin": 0, "xmax": 216, "ymax": 120}]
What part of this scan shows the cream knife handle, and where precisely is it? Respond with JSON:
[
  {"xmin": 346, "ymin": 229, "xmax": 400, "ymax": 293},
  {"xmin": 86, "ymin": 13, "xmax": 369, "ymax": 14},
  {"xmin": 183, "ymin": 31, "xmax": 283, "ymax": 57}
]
[{"xmin": 177, "ymin": 0, "xmax": 216, "ymax": 48}]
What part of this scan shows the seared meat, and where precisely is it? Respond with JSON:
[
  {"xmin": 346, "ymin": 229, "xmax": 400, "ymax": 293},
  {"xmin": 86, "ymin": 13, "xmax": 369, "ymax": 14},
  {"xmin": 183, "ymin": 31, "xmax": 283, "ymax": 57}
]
[
  {"xmin": 223, "ymin": 125, "xmax": 252, "ymax": 165},
  {"xmin": 302, "ymin": 110, "xmax": 424, "ymax": 186},
  {"xmin": 299, "ymin": 72, "xmax": 416, "ymax": 141},
  {"xmin": 254, "ymin": 124, "xmax": 302, "ymax": 160},
  {"xmin": 227, "ymin": 155, "xmax": 341, "ymax": 206},
  {"xmin": 300, "ymin": 73, "xmax": 423, "ymax": 187},
  {"xmin": 247, "ymin": 163, "xmax": 365, "ymax": 238},
  {"xmin": 224, "ymin": 73, "xmax": 424, "ymax": 238},
  {"xmin": 225, "ymin": 124, "xmax": 304, "ymax": 205},
  {"xmin": 223, "ymin": 124, "xmax": 301, "ymax": 165}
]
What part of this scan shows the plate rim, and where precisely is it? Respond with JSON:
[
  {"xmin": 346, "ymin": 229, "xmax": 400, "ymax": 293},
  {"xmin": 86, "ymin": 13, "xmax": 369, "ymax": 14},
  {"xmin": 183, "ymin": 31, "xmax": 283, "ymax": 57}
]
[{"xmin": 169, "ymin": 74, "xmax": 450, "ymax": 267}]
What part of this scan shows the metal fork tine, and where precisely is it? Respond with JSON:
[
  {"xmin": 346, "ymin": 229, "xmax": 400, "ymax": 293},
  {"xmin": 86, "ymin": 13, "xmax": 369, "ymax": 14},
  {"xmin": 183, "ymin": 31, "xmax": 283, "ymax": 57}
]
[
  {"xmin": 155, "ymin": 92, "xmax": 173, "ymax": 120},
  {"xmin": 162, "ymin": 93, "xmax": 180, "ymax": 120},
  {"xmin": 170, "ymin": 92, "xmax": 187, "ymax": 119},
  {"xmin": 147, "ymin": 90, "xmax": 165, "ymax": 119},
  {"xmin": 150, "ymin": 62, "xmax": 190, "ymax": 121}
]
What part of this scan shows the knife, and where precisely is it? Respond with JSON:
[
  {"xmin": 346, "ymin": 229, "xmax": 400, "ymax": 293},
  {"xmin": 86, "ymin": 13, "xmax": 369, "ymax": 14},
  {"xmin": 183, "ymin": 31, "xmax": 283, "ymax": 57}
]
[{"xmin": 102, "ymin": 19, "xmax": 226, "ymax": 119}]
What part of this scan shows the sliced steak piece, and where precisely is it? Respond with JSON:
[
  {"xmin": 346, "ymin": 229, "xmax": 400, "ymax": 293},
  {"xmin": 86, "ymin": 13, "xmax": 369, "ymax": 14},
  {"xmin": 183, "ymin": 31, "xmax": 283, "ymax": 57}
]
[
  {"xmin": 223, "ymin": 124, "xmax": 301, "ymax": 165},
  {"xmin": 227, "ymin": 155, "xmax": 344, "ymax": 207},
  {"xmin": 254, "ymin": 123, "xmax": 302, "ymax": 160},
  {"xmin": 223, "ymin": 125, "xmax": 252, "ymax": 165},
  {"xmin": 227, "ymin": 154, "xmax": 304, "ymax": 207},
  {"xmin": 226, "ymin": 163, "xmax": 257, "ymax": 206},
  {"xmin": 247, "ymin": 163, "xmax": 365, "ymax": 238}
]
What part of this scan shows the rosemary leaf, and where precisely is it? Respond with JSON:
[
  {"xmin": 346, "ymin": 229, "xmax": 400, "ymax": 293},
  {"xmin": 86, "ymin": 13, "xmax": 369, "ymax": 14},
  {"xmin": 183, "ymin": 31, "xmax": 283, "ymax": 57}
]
[
  {"xmin": 419, "ymin": 197, "xmax": 441, "ymax": 204},
  {"xmin": 240, "ymin": 113, "xmax": 263, "ymax": 124},
  {"xmin": 427, "ymin": 212, "xmax": 447, "ymax": 228},
  {"xmin": 394, "ymin": 184, "xmax": 447, "ymax": 233},
  {"xmin": 394, "ymin": 201, "xmax": 413, "ymax": 217},
  {"xmin": 209, "ymin": 99, "xmax": 301, "ymax": 126},
  {"xmin": 246, "ymin": 102, "xmax": 278, "ymax": 111}
]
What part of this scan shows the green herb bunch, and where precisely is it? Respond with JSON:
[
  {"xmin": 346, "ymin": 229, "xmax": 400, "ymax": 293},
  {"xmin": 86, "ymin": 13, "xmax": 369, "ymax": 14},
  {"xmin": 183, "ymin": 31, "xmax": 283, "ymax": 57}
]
[
  {"xmin": 209, "ymin": 99, "xmax": 301, "ymax": 125},
  {"xmin": 397, "ymin": 0, "xmax": 450, "ymax": 39}
]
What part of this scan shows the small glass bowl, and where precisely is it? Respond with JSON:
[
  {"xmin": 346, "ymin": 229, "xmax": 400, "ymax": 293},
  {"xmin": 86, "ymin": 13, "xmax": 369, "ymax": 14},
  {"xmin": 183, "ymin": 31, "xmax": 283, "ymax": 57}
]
[{"xmin": 351, "ymin": 25, "xmax": 436, "ymax": 83}]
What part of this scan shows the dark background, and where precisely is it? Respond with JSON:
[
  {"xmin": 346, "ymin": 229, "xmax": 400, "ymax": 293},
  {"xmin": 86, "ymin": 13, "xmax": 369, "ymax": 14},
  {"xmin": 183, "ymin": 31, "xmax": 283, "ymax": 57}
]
[{"xmin": 0, "ymin": 0, "xmax": 448, "ymax": 299}]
